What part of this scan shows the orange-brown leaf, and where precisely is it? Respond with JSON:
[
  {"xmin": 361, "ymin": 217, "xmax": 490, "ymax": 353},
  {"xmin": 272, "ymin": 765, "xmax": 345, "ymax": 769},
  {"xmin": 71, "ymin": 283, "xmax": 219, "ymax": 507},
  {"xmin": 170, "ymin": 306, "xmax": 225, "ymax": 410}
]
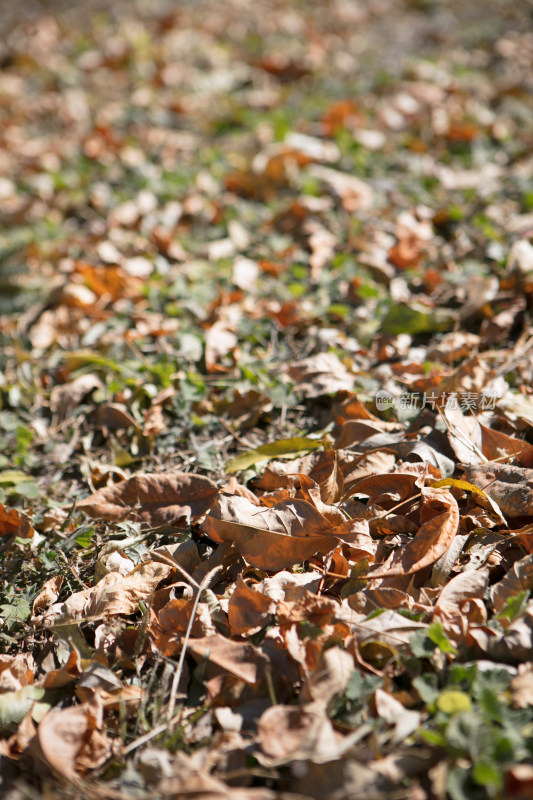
[
  {"xmin": 368, "ymin": 487, "xmax": 459, "ymax": 578},
  {"xmin": 77, "ymin": 472, "xmax": 218, "ymax": 525},
  {"xmin": 202, "ymin": 493, "xmax": 337, "ymax": 570}
]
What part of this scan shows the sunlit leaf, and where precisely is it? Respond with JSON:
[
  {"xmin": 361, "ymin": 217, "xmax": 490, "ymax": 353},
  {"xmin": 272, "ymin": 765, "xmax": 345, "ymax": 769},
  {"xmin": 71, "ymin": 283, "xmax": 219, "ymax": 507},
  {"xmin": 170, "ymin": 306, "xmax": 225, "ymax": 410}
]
[{"xmin": 226, "ymin": 437, "xmax": 324, "ymax": 473}]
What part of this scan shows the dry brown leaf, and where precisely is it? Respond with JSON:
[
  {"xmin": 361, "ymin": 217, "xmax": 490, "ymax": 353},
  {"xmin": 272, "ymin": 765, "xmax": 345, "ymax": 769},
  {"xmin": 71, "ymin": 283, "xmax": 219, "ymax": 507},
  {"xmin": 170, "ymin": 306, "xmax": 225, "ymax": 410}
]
[
  {"xmin": 511, "ymin": 667, "xmax": 533, "ymax": 708},
  {"xmin": 204, "ymin": 319, "xmax": 238, "ymax": 372},
  {"xmin": 49, "ymin": 373, "xmax": 103, "ymax": 421},
  {"xmin": 434, "ymin": 569, "xmax": 488, "ymax": 637},
  {"xmin": 37, "ymin": 694, "xmax": 111, "ymax": 780},
  {"xmin": 85, "ymin": 561, "xmax": 173, "ymax": 618},
  {"xmin": 228, "ymin": 577, "xmax": 275, "ymax": 636},
  {"xmin": 87, "ymin": 402, "xmax": 140, "ymax": 430},
  {"xmin": 286, "ymin": 352, "xmax": 355, "ymax": 397},
  {"xmin": 0, "ymin": 504, "xmax": 34, "ymax": 539},
  {"xmin": 151, "ymin": 597, "xmax": 217, "ymax": 656},
  {"xmin": 307, "ymin": 164, "xmax": 374, "ymax": 211},
  {"xmin": 32, "ymin": 575, "xmax": 64, "ymax": 617},
  {"xmin": 252, "ymin": 449, "xmax": 340, "ymax": 492},
  {"xmin": 202, "ymin": 493, "xmax": 337, "ymax": 570},
  {"xmin": 187, "ymin": 634, "xmax": 268, "ymax": 684},
  {"xmin": 479, "ymin": 422, "xmax": 530, "ymax": 462},
  {"xmin": 441, "ymin": 403, "xmax": 484, "ymax": 466},
  {"xmin": 302, "ymin": 647, "xmax": 354, "ymax": 709},
  {"xmin": 0, "ymin": 654, "xmax": 36, "ymax": 692},
  {"xmin": 77, "ymin": 472, "xmax": 218, "ymax": 525},
  {"xmin": 491, "ymin": 554, "xmax": 533, "ymax": 616},
  {"xmin": 344, "ymin": 472, "xmax": 419, "ymax": 506},
  {"xmin": 368, "ymin": 487, "xmax": 459, "ymax": 578},
  {"xmin": 463, "ymin": 464, "xmax": 533, "ymax": 518},
  {"xmin": 374, "ymin": 688, "xmax": 421, "ymax": 743},
  {"xmin": 257, "ymin": 700, "xmax": 358, "ymax": 765}
]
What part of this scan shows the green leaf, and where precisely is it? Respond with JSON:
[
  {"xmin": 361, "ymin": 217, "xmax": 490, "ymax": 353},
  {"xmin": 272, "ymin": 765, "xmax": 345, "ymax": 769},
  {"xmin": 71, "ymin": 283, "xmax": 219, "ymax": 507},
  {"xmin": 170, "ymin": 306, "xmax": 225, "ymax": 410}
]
[
  {"xmin": 11, "ymin": 480, "xmax": 40, "ymax": 499},
  {"xmin": 495, "ymin": 589, "xmax": 530, "ymax": 623},
  {"xmin": 0, "ymin": 686, "xmax": 47, "ymax": 733},
  {"xmin": 427, "ymin": 620, "xmax": 458, "ymax": 654},
  {"xmin": 75, "ymin": 526, "xmax": 94, "ymax": 548},
  {"xmin": 413, "ymin": 675, "xmax": 439, "ymax": 706},
  {"xmin": 419, "ymin": 728, "xmax": 447, "ymax": 747},
  {"xmin": 0, "ymin": 598, "xmax": 31, "ymax": 630},
  {"xmin": 381, "ymin": 303, "xmax": 453, "ymax": 335},
  {"xmin": 0, "ymin": 470, "xmax": 32, "ymax": 486},
  {"xmin": 226, "ymin": 437, "xmax": 324, "ymax": 473},
  {"xmin": 472, "ymin": 760, "xmax": 503, "ymax": 790}
]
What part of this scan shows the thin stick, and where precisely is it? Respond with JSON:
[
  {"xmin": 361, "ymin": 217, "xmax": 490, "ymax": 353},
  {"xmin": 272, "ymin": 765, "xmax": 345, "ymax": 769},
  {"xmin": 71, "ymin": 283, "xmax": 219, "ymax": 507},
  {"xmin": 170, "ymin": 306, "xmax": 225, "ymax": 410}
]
[{"xmin": 123, "ymin": 564, "xmax": 224, "ymax": 756}]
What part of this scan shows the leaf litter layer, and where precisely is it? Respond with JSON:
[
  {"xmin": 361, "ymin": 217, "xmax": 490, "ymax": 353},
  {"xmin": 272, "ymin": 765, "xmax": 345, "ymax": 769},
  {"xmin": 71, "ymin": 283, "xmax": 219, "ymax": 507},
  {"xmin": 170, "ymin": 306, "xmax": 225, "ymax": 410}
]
[{"xmin": 1, "ymin": 0, "xmax": 533, "ymax": 798}]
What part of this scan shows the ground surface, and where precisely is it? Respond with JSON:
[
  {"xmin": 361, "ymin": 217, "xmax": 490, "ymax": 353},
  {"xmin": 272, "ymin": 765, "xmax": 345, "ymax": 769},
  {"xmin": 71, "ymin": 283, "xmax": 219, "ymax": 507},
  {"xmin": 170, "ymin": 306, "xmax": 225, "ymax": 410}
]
[{"xmin": 2, "ymin": 1, "xmax": 533, "ymax": 798}]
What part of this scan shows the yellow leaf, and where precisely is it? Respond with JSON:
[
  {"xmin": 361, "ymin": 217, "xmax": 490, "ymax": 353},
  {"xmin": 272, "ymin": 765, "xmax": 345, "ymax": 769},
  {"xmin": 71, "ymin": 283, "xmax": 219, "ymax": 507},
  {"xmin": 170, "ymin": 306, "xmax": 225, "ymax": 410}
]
[
  {"xmin": 226, "ymin": 437, "xmax": 324, "ymax": 473},
  {"xmin": 436, "ymin": 690, "xmax": 472, "ymax": 714}
]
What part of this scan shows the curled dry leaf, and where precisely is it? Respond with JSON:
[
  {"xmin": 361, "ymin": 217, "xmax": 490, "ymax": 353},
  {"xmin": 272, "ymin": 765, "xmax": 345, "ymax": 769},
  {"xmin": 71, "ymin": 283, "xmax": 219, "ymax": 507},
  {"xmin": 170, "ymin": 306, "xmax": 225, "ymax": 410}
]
[
  {"xmin": 32, "ymin": 575, "xmax": 64, "ymax": 617},
  {"xmin": 257, "ymin": 702, "xmax": 346, "ymax": 765},
  {"xmin": 441, "ymin": 403, "xmax": 484, "ymax": 466},
  {"xmin": 368, "ymin": 487, "xmax": 459, "ymax": 578},
  {"xmin": 491, "ymin": 554, "xmax": 533, "ymax": 616},
  {"xmin": 37, "ymin": 694, "xmax": 111, "ymax": 780},
  {"xmin": 77, "ymin": 472, "xmax": 218, "ymax": 525},
  {"xmin": 0, "ymin": 504, "xmax": 34, "ymax": 539},
  {"xmin": 374, "ymin": 688, "xmax": 421, "ymax": 744},
  {"xmin": 434, "ymin": 569, "xmax": 489, "ymax": 637},
  {"xmin": 302, "ymin": 646, "xmax": 355, "ymax": 710},
  {"xmin": 203, "ymin": 492, "xmax": 338, "ymax": 570},
  {"xmin": 0, "ymin": 654, "xmax": 36, "ymax": 693},
  {"xmin": 42, "ymin": 562, "xmax": 173, "ymax": 623},
  {"xmin": 228, "ymin": 577, "xmax": 276, "ymax": 636},
  {"xmin": 84, "ymin": 561, "xmax": 173, "ymax": 618}
]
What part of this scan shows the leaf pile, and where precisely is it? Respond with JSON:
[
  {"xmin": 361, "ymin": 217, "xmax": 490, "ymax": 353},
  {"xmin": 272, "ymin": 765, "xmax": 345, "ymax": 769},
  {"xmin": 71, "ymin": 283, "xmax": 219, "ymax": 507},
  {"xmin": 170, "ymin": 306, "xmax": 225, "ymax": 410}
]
[{"xmin": 2, "ymin": 1, "xmax": 533, "ymax": 799}]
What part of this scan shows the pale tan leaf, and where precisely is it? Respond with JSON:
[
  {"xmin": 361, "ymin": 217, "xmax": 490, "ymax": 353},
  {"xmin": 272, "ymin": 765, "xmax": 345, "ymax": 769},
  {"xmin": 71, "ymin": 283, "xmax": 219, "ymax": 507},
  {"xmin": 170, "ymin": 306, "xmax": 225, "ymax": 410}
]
[
  {"xmin": 37, "ymin": 694, "xmax": 111, "ymax": 779},
  {"xmin": 85, "ymin": 561, "xmax": 173, "ymax": 617},
  {"xmin": 187, "ymin": 634, "xmax": 268, "ymax": 683}
]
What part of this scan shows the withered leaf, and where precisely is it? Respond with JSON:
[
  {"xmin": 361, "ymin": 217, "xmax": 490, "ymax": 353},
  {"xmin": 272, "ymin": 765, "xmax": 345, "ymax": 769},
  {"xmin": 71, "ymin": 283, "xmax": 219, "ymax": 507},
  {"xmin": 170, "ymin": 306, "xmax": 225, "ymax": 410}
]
[
  {"xmin": 463, "ymin": 464, "xmax": 533, "ymax": 518},
  {"xmin": 85, "ymin": 561, "xmax": 173, "ymax": 617},
  {"xmin": 202, "ymin": 492, "xmax": 337, "ymax": 570},
  {"xmin": 368, "ymin": 487, "xmax": 459, "ymax": 578},
  {"xmin": 37, "ymin": 694, "xmax": 111, "ymax": 779},
  {"xmin": 491, "ymin": 554, "xmax": 533, "ymax": 615},
  {"xmin": 187, "ymin": 634, "xmax": 268, "ymax": 683},
  {"xmin": 0, "ymin": 504, "xmax": 34, "ymax": 539},
  {"xmin": 228, "ymin": 577, "xmax": 275, "ymax": 636},
  {"xmin": 77, "ymin": 472, "xmax": 218, "ymax": 525}
]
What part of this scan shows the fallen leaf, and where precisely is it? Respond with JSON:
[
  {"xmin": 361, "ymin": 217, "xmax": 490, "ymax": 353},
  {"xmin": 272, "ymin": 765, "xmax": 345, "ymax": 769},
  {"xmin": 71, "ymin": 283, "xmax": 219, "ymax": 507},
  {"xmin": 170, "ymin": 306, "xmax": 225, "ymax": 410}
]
[
  {"xmin": 368, "ymin": 487, "xmax": 459, "ymax": 578},
  {"xmin": 77, "ymin": 472, "xmax": 218, "ymax": 525},
  {"xmin": 187, "ymin": 634, "xmax": 268, "ymax": 684},
  {"xmin": 37, "ymin": 694, "xmax": 111, "ymax": 779},
  {"xmin": 228, "ymin": 577, "xmax": 275, "ymax": 636},
  {"xmin": 491, "ymin": 554, "xmax": 533, "ymax": 615},
  {"xmin": 463, "ymin": 464, "xmax": 533, "ymax": 518},
  {"xmin": 227, "ymin": 437, "xmax": 323, "ymax": 473},
  {"xmin": 0, "ymin": 504, "xmax": 34, "ymax": 539},
  {"xmin": 85, "ymin": 561, "xmax": 173, "ymax": 617},
  {"xmin": 203, "ymin": 493, "xmax": 338, "ymax": 570},
  {"xmin": 286, "ymin": 352, "xmax": 355, "ymax": 397}
]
